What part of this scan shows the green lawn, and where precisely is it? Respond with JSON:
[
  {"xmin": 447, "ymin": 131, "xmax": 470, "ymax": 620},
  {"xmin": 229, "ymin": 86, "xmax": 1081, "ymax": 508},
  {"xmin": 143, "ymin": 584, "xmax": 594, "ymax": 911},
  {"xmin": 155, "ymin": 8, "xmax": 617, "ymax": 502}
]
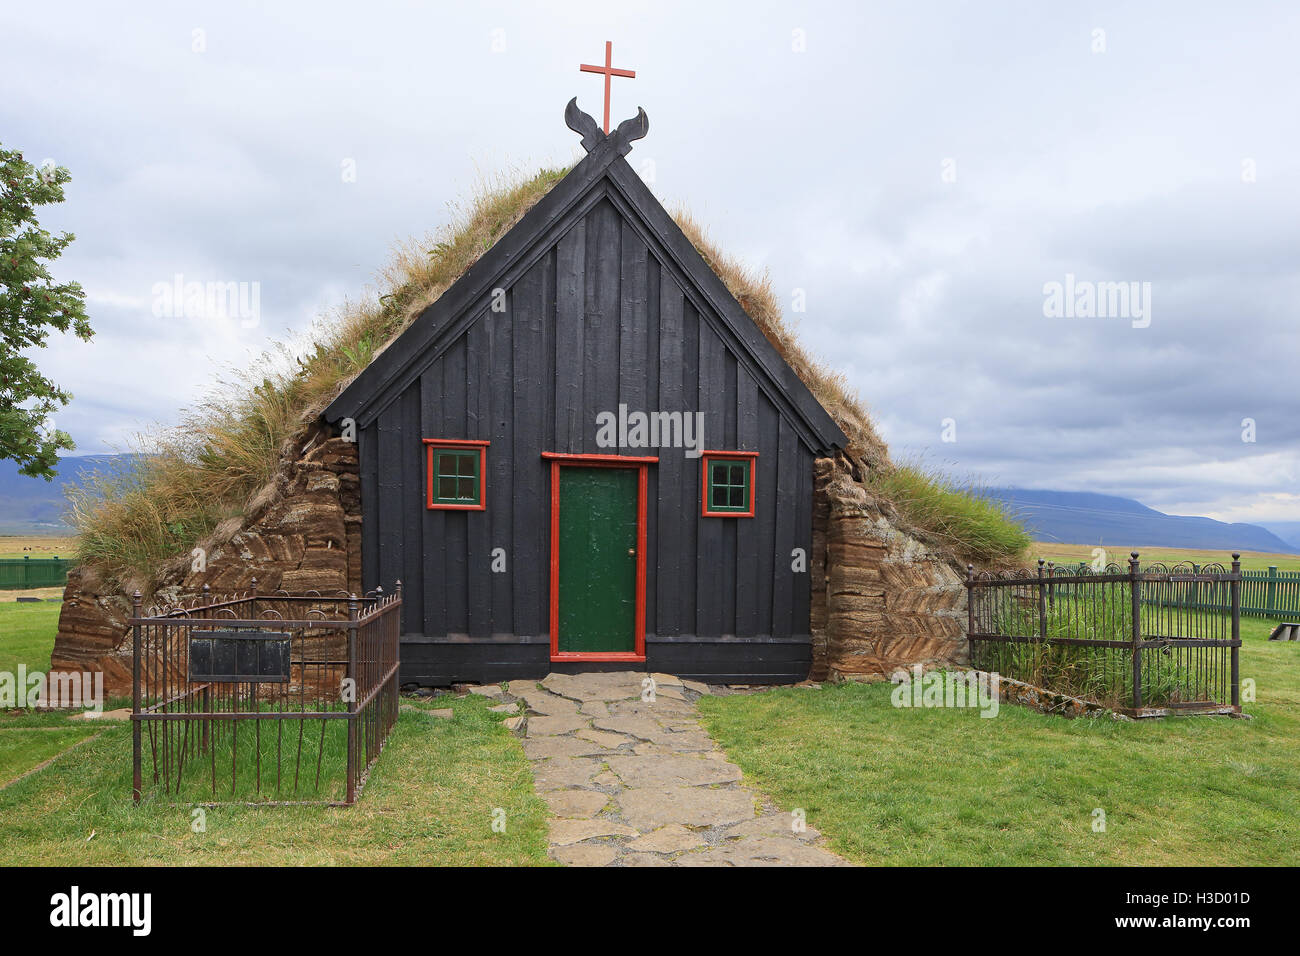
[
  {"xmin": 0, "ymin": 601, "xmax": 551, "ymax": 865},
  {"xmin": 698, "ymin": 617, "xmax": 1299, "ymax": 865},
  {"xmin": 6, "ymin": 589, "xmax": 1299, "ymax": 866},
  {"xmin": 0, "ymin": 601, "xmax": 62, "ymax": 675},
  {"xmin": 0, "ymin": 694, "xmax": 552, "ymax": 865}
]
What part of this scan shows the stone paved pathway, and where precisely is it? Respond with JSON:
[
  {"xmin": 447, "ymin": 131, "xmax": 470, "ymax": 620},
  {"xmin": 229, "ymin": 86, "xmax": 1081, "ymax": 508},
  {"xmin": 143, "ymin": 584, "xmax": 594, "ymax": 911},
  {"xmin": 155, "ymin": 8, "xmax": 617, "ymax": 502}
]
[{"xmin": 473, "ymin": 671, "xmax": 847, "ymax": 867}]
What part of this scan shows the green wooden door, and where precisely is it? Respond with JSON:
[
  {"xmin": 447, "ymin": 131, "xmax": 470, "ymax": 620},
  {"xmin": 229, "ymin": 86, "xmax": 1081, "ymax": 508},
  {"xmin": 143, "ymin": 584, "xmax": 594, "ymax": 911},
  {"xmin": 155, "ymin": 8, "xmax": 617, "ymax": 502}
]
[{"xmin": 557, "ymin": 467, "xmax": 639, "ymax": 653}]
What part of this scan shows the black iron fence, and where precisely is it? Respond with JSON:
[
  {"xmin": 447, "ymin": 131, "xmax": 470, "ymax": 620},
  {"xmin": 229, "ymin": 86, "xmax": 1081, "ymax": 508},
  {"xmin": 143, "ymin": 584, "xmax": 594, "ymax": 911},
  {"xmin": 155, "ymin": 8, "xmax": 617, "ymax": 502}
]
[
  {"xmin": 965, "ymin": 553, "xmax": 1241, "ymax": 716},
  {"xmin": 130, "ymin": 581, "xmax": 401, "ymax": 805}
]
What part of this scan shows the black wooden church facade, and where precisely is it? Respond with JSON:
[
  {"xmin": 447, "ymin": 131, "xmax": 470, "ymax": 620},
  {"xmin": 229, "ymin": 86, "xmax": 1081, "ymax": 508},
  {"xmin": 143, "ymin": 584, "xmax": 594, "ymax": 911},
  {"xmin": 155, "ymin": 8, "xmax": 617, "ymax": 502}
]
[{"xmin": 325, "ymin": 102, "xmax": 847, "ymax": 684}]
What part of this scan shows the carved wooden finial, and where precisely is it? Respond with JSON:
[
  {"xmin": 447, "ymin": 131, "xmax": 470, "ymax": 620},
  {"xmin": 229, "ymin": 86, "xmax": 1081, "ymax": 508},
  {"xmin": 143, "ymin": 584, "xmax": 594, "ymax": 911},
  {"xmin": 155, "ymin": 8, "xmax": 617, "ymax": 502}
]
[{"xmin": 566, "ymin": 98, "xmax": 649, "ymax": 157}]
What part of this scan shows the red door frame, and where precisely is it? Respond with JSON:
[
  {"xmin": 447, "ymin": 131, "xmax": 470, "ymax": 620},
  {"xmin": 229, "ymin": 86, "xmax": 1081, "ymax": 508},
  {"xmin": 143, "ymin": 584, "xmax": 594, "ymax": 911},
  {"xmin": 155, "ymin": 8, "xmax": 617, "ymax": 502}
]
[{"xmin": 543, "ymin": 452, "xmax": 657, "ymax": 662}]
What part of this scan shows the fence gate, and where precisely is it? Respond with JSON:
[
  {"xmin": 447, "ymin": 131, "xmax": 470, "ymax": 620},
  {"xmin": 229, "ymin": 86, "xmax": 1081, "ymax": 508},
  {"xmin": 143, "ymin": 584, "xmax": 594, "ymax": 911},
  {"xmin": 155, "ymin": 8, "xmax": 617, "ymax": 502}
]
[{"xmin": 130, "ymin": 583, "xmax": 401, "ymax": 805}]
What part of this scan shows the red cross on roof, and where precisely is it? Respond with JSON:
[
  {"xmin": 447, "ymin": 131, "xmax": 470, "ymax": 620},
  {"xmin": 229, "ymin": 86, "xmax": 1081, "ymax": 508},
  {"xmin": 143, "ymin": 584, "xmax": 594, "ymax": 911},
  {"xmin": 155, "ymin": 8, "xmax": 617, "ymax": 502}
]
[{"xmin": 579, "ymin": 41, "xmax": 635, "ymax": 135}]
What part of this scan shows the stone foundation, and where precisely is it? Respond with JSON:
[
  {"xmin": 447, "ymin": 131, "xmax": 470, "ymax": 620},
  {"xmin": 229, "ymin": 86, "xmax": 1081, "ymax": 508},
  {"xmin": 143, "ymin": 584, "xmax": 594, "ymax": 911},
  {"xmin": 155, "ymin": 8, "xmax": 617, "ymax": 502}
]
[
  {"xmin": 811, "ymin": 456, "xmax": 968, "ymax": 683},
  {"xmin": 48, "ymin": 425, "xmax": 361, "ymax": 698}
]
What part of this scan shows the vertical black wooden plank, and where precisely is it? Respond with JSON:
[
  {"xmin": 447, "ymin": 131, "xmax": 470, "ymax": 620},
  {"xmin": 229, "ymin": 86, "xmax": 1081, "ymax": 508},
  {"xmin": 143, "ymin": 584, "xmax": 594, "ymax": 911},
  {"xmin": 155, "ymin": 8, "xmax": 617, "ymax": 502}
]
[
  {"xmin": 696, "ymin": 315, "xmax": 727, "ymax": 638},
  {"xmin": 644, "ymin": 256, "xmax": 660, "ymax": 637},
  {"xmin": 441, "ymin": 335, "xmax": 469, "ymax": 635},
  {"xmin": 466, "ymin": 319, "xmax": 493, "ymax": 638},
  {"xmin": 754, "ymin": 397, "xmax": 780, "ymax": 637},
  {"xmin": 655, "ymin": 271, "xmax": 685, "ymax": 636},
  {"xmin": 772, "ymin": 416, "xmax": 799, "ymax": 638},
  {"xmin": 554, "ymin": 220, "xmax": 585, "ymax": 452},
  {"xmin": 513, "ymin": 256, "xmax": 549, "ymax": 637},
  {"xmin": 681, "ymin": 301, "xmax": 700, "ymax": 634},
  {"xmin": 376, "ymin": 408, "xmax": 404, "ymax": 601},
  {"xmin": 719, "ymin": 350, "xmax": 739, "ymax": 636},
  {"xmin": 618, "ymin": 221, "xmax": 648, "ymax": 428},
  {"xmin": 792, "ymin": 444, "xmax": 813, "ymax": 637},
  {"xmin": 583, "ymin": 200, "xmax": 621, "ymax": 453},
  {"xmin": 400, "ymin": 385, "xmax": 424, "ymax": 633},
  {"xmin": 359, "ymin": 423, "xmax": 380, "ymax": 594},
  {"xmin": 735, "ymin": 367, "xmax": 760, "ymax": 637},
  {"xmin": 488, "ymin": 303, "xmax": 514, "ymax": 635},
  {"xmin": 541, "ymin": 248, "xmax": 557, "ymax": 630},
  {"xmin": 724, "ymin": 350, "xmax": 738, "ymax": 448},
  {"xmin": 419, "ymin": 363, "xmax": 446, "ymax": 636}
]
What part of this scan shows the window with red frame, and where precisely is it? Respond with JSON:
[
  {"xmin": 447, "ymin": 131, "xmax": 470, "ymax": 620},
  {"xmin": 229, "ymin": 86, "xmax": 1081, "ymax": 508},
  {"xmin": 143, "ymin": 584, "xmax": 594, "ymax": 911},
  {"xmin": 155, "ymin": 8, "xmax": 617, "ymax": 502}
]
[
  {"xmin": 701, "ymin": 451, "xmax": 757, "ymax": 517},
  {"xmin": 424, "ymin": 440, "xmax": 489, "ymax": 510}
]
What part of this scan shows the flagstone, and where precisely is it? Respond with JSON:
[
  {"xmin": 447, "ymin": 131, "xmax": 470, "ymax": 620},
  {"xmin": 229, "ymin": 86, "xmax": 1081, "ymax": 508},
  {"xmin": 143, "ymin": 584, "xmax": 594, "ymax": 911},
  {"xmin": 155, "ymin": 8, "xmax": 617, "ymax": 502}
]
[
  {"xmin": 515, "ymin": 688, "xmax": 580, "ymax": 716},
  {"xmin": 532, "ymin": 757, "xmax": 601, "ymax": 791},
  {"xmin": 547, "ymin": 818, "xmax": 638, "ymax": 845},
  {"xmin": 543, "ymin": 789, "xmax": 611, "ymax": 818},
  {"xmin": 617, "ymin": 786, "xmax": 755, "ymax": 830},
  {"xmin": 626, "ymin": 824, "xmax": 708, "ymax": 853},
  {"xmin": 722, "ymin": 813, "xmax": 822, "ymax": 842},
  {"xmin": 605, "ymin": 754, "xmax": 742, "ymax": 788},
  {"xmin": 551, "ymin": 844, "xmax": 620, "ymax": 867},
  {"xmin": 526, "ymin": 713, "xmax": 589, "ymax": 737},
  {"xmin": 523, "ymin": 736, "xmax": 607, "ymax": 759},
  {"xmin": 542, "ymin": 671, "xmax": 647, "ymax": 702},
  {"xmin": 675, "ymin": 836, "xmax": 846, "ymax": 867},
  {"xmin": 575, "ymin": 728, "xmax": 635, "ymax": 749}
]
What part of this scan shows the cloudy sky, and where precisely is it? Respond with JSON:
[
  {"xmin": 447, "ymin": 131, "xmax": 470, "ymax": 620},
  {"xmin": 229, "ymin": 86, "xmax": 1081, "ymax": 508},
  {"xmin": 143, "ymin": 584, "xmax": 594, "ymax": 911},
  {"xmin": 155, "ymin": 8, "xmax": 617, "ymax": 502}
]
[{"xmin": 5, "ymin": 0, "xmax": 1297, "ymax": 523}]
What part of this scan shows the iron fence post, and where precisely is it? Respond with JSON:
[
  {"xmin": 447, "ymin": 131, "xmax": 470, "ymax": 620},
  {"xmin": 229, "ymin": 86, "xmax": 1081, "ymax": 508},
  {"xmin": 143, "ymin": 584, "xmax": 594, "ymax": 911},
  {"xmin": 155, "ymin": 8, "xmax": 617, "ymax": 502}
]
[
  {"xmin": 965, "ymin": 564, "xmax": 975, "ymax": 666},
  {"xmin": 1231, "ymin": 553, "xmax": 1241, "ymax": 709},
  {"xmin": 394, "ymin": 580, "xmax": 403, "ymax": 731},
  {"xmin": 131, "ymin": 589, "xmax": 143, "ymax": 804},
  {"xmin": 1130, "ymin": 552, "xmax": 1142, "ymax": 710},
  {"xmin": 346, "ymin": 592, "xmax": 359, "ymax": 805}
]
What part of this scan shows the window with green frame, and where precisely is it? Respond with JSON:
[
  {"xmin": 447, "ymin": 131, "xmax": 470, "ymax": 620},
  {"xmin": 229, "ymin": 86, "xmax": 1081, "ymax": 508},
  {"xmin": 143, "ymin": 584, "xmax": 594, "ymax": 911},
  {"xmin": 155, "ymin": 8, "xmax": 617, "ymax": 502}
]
[
  {"xmin": 425, "ymin": 441, "xmax": 488, "ymax": 510},
  {"xmin": 702, "ymin": 453, "xmax": 756, "ymax": 517}
]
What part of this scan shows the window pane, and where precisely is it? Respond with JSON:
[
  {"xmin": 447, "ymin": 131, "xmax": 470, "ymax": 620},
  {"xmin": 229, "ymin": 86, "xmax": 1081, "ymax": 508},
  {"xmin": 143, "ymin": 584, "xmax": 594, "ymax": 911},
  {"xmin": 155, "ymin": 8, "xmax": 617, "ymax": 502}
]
[
  {"xmin": 457, "ymin": 477, "xmax": 475, "ymax": 500},
  {"xmin": 730, "ymin": 464, "xmax": 745, "ymax": 485},
  {"xmin": 729, "ymin": 486, "xmax": 744, "ymax": 507},
  {"xmin": 712, "ymin": 463, "xmax": 728, "ymax": 486},
  {"xmin": 458, "ymin": 453, "xmax": 476, "ymax": 476},
  {"xmin": 438, "ymin": 476, "xmax": 458, "ymax": 499}
]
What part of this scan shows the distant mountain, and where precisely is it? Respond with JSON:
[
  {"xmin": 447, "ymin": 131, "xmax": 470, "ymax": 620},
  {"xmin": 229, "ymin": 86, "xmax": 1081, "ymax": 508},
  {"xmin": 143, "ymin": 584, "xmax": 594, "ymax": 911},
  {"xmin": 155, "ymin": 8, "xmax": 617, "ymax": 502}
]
[
  {"xmin": 0, "ymin": 454, "xmax": 137, "ymax": 534},
  {"xmin": 985, "ymin": 488, "xmax": 1300, "ymax": 556},
  {"xmin": 1261, "ymin": 521, "xmax": 1300, "ymax": 552}
]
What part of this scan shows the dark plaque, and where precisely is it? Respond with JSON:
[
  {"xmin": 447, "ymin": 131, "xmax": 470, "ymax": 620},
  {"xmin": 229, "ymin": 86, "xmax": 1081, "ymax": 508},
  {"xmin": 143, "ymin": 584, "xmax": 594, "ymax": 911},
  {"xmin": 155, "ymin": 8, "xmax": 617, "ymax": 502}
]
[{"xmin": 188, "ymin": 630, "xmax": 292, "ymax": 683}]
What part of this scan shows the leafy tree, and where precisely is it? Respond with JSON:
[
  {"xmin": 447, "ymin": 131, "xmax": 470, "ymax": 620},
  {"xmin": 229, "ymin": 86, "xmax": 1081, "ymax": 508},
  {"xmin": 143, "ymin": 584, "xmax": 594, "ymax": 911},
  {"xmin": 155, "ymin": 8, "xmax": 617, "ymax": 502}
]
[{"xmin": 0, "ymin": 145, "xmax": 92, "ymax": 479}]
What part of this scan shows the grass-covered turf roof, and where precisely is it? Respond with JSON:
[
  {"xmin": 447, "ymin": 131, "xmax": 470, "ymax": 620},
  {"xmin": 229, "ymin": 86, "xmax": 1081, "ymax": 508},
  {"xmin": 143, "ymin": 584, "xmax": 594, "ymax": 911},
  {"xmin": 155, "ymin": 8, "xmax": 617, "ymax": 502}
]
[{"xmin": 68, "ymin": 166, "xmax": 1027, "ymax": 590}]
